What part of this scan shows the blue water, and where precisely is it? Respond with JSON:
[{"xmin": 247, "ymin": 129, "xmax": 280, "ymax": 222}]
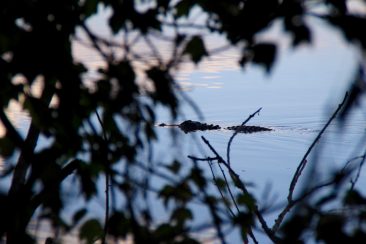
[
  {"xmin": 1, "ymin": 16, "xmax": 366, "ymax": 243},
  {"xmin": 150, "ymin": 24, "xmax": 366, "ymax": 242}
]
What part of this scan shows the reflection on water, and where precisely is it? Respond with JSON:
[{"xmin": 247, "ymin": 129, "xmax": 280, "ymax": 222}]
[
  {"xmin": 1, "ymin": 14, "xmax": 366, "ymax": 243},
  {"xmin": 151, "ymin": 21, "xmax": 365, "ymax": 243},
  {"xmin": 0, "ymin": 101, "xmax": 29, "ymax": 138},
  {"xmin": 0, "ymin": 100, "xmax": 30, "ymax": 171}
]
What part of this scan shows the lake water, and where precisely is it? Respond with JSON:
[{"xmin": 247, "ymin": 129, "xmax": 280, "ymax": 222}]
[
  {"xmin": 150, "ymin": 26, "xmax": 366, "ymax": 242},
  {"xmin": 1, "ymin": 14, "xmax": 366, "ymax": 243},
  {"xmin": 148, "ymin": 20, "xmax": 366, "ymax": 242},
  {"xmin": 153, "ymin": 19, "xmax": 366, "ymax": 195}
]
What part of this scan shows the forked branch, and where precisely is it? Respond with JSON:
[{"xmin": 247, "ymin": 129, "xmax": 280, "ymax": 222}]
[
  {"xmin": 226, "ymin": 108, "xmax": 262, "ymax": 165},
  {"xmin": 194, "ymin": 136, "xmax": 281, "ymax": 243},
  {"xmin": 288, "ymin": 92, "xmax": 348, "ymax": 202},
  {"xmin": 272, "ymin": 92, "xmax": 349, "ymax": 233}
]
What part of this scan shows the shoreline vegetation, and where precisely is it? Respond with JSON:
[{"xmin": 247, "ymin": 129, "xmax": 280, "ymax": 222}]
[{"xmin": 1, "ymin": 1, "xmax": 366, "ymax": 243}]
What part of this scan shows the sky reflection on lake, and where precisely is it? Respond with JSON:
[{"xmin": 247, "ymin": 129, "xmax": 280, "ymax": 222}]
[
  {"xmin": 151, "ymin": 17, "xmax": 366, "ymax": 243},
  {"xmin": 1, "ymin": 7, "xmax": 366, "ymax": 243}
]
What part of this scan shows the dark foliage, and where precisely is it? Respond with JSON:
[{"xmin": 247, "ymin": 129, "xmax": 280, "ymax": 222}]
[{"xmin": 0, "ymin": 0, "xmax": 365, "ymax": 243}]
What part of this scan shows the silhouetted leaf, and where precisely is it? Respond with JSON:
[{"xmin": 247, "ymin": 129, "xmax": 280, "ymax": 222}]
[
  {"xmin": 72, "ymin": 208, "xmax": 87, "ymax": 226},
  {"xmin": 326, "ymin": 15, "xmax": 366, "ymax": 48},
  {"xmin": 183, "ymin": 36, "xmax": 208, "ymax": 64},
  {"xmin": 281, "ymin": 213, "xmax": 311, "ymax": 243},
  {"xmin": 165, "ymin": 160, "xmax": 181, "ymax": 174},
  {"xmin": 23, "ymin": 95, "xmax": 53, "ymax": 130},
  {"xmin": 108, "ymin": 1, "xmax": 134, "ymax": 34},
  {"xmin": 147, "ymin": 67, "xmax": 177, "ymax": 115},
  {"xmin": 79, "ymin": 219, "xmax": 103, "ymax": 244},
  {"xmin": 137, "ymin": 9, "xmax": 162, "ymax": 33},
  {"xmin": 283, "ymin": 16, "xmax": 312, "ymax": 47},
  {"xmin": 171, "ymin": 207, "xmax": 193, "ymax": 226},
  {"xmin": 159, "ymin": 182, "xmax": 193, "ymax": 206},
  {"xmin": 144, "ymin": 122, "xmax": 156, "ymax": 141},
  {"xmin": 159, "ymin": 184, "xmax": 176, "ymax": 207},
  {"xmin": 316, "ymin": 214, "xmax": 347, "ymax": 243},
  {"xmin": 81, "ymin": 0, "xmax": 99, "ymax": 18},
  {"xmin": 77, "ymin": 164, "xmax": 97, "ymax": 200},
  {"xmin": 251, "ymin": 43, "xmax": 277, "ymax": 73},
  {"xmin": 189, "ymin": 167, "xmax": 206, "ymax": 188},
  {"xmin": 326, "ymin": 0, "xmax": 347, "ymax": 15},
  {"xmin": 344, "ymin": 190, "xmax": 366, "ymax": 206},
  {"xmin": 233, "ymin": 212, "xmax": 253, "ymax": 243},
  {"xmin": 154, "ymin": 223, "xmax": 176, "ymax": 241},
  {"xmin": 175, "ymin": 0, "xmax": 196, "ymax": 17},
  {"xmin": 236, "ymin": 193, "xmax": 256, "ymax": 211},
  {"xmin": 107, "ymin": 212, "xmax": 130, "ymax": 238},
  {"xmin": 0, "ymin": 135, "xmax": 16, "ymax": 157},
  {"xmin": 214, "ymin": 178, "xmax": 227, "ymax": 191}
]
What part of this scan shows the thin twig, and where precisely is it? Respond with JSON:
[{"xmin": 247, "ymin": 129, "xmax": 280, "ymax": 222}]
[
  {"xmin": 342, "ymin": 155, "xmax": 365, "ymax": 172},
  {"xmin": 272, "ymin": 146, "xmax": 363, "ymax": 233},
  {"xmin": 201, "ymin": 137, "xmax": 226, "ymax": 164},
  {"xmin": 208, "ymin": 160, "xmax": 236, "ymax": 218},
  {"xmin": 216, "ymin": 162, "xmax": 258, "ymax": 244},
  {"xmin": 95, "ymin": 111, "xmax": 110, "ymax": 244},
  {"xmin": 217, "ymin": 162, "xmax": 240, "ymax": 214},
  {"xmin": 272, "ymin": 179, "xmax": 334, "ymax": 233},
  {"xmin": 188, "ymin": 156, "xmax": 258, "ymax": 243},
  {"xmin": 80, "ymin": 23, "xmax": 112, "ymax": 62},
  {"xmin": 199, "ymin": 136, "xmax": 281, "ymax": 243},
  {"xmin": 226, "ymin": 108, "xmax": 262, "ymax": 166},
  {"xmin": 350, "ymin": 148, "xmax": 366, "ymax": 190},
  {"xmin": 189, "ymin": 155, "xmax": 236, "ymax": 217},
  {"xmin": 190, "ymin": 158, "xmax": 228, "ymax": 244},
  {"xmin": 143, "ymin": 35, "xmax": 164, "ymax": 66}
]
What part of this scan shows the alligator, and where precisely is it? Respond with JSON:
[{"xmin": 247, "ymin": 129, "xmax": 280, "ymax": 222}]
[{"xmin": 158, "ymin": 120, "xmax": 272, "ymax": 133}]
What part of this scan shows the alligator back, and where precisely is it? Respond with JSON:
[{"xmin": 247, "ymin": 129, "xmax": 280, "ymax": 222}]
[
  {"xmin": 158, "ymin": 120, "xmax": 272, "ymax": 134},
  {"xmin": 226, "ymin": 125, "xmax": 272, "ymax": 133}
]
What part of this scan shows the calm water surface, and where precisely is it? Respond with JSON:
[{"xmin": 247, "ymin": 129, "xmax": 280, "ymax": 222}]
[
  {"xmin": 151, "ymin": 25, "xmax": 366, "ymax": 242},
  {"xmin": 2, "ymin": 20, "xmax": 366, "ymax": 243}
]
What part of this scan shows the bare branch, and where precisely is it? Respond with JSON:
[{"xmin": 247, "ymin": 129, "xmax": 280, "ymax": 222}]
[
  {"xmin": 8, "ymin": 84, "xmax": 54, "ymax": 196},
  {"xmin": 95, "ymin": 110, "xmax": 110, "ymax": 244},
  {"xmin": 288, "ymin": 92, "xmax": 348, "ymax": 202},
  {"xmin": 272, "ymin": 179, "xmax": 334, "ymax": 233},
  {"xmin": 226, "ymin": 108, "xmax": 262, "ymax": 166},
  {"xmin": 199, "ymin": 136, "xmax": 281, "ymax": 243},
  {"xmin": 143, "ymin": 35, "xmax": 164, "ymax": 66},
  {"xmin": 80, "ymin": 23, "xmax": 112, "ymax": 62},
  {"xmin": 208, "ymin": 160, "xmax": 236, "ymax": 218},
  {"xmin": 271, "ymin": 93, "xmax": 349, "ymax": 233},
  {"xmin": 349, "ymin": 149, "xmax": 366, "ymax": 190}
]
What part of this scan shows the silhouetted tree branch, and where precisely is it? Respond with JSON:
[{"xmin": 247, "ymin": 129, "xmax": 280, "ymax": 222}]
[{"xmin": 288, "ymin": 92, "xmax": 348, "ymax": 202}]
